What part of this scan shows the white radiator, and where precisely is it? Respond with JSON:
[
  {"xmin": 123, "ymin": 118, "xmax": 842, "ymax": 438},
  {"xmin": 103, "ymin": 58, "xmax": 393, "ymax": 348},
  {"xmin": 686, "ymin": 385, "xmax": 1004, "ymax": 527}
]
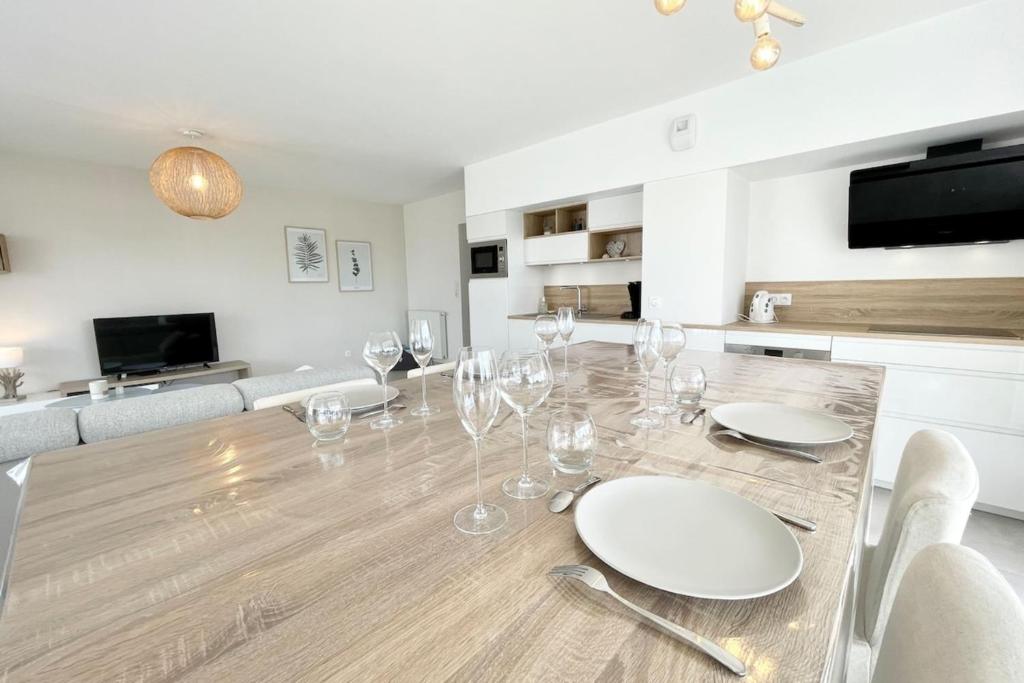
[{"xmin": 407, "ymin": 310, "xmax": 449, "ymax": 361}]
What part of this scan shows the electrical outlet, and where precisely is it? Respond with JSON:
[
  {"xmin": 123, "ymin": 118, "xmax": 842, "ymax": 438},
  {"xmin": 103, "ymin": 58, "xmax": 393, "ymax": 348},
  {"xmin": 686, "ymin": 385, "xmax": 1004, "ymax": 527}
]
[
  {"xmin": 650, "ymin": 296, "xmax": 663, "ymax": 309},
  {"xmin": 772, "ymin": 293, "xmax": 793, "ymax": 306},
  {"xmin": 344, "ymin": 350, "xmax": 352, "ymax": 357}
]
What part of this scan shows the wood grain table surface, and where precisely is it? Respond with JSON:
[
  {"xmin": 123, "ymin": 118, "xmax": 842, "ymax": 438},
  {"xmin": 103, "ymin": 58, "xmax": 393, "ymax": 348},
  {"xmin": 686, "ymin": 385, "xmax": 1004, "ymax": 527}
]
[{"xmin": 0, "ymin": 342, "xmax": 884, "ymax": 682}]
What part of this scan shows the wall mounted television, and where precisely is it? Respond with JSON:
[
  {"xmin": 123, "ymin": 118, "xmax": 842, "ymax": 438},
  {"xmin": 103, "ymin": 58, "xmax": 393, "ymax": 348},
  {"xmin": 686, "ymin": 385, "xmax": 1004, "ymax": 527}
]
[
  {"xmin": 93, "ymin": 313, "xmax": 219, "ymax": 376},
  {"xmin": 848, "ymin": 140, "xmax": 1024, "ymax": 249}
]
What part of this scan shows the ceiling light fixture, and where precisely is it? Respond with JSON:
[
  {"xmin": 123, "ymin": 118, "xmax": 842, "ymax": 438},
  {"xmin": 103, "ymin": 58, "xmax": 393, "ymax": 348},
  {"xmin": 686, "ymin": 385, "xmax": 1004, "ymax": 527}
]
[
  {"xmin": 149, "ymin": 130, "xmax": 243, "ymax": 220},
  {"xmin": 656, "ymin": 0, "xmax": 805, "ymax": 71}
]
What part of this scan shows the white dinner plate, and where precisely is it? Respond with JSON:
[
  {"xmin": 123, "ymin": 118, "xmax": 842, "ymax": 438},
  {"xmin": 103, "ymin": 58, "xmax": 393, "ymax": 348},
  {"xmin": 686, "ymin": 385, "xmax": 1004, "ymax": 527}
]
[
  {"xmin": 710, "ymin": 402, "xmax": 853, "ymax": 445},
  {"xmin": 574, "ymin": 476, "xmax": 802, "ymax": 599},
  {"xmin": 301, "ymin": 384, "xmax": 398, "ymax": 412}
]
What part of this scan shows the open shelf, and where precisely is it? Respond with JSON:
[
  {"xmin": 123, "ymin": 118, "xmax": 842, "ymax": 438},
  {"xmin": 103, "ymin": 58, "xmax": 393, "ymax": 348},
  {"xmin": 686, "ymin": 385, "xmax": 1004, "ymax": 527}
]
[
  {"xmin": 588, "ymin": 226, "xmax": 642, "ymax": 262},
  {"xmin": 524, "ymin": 203, "xmax": 587, "ymax": 238}
]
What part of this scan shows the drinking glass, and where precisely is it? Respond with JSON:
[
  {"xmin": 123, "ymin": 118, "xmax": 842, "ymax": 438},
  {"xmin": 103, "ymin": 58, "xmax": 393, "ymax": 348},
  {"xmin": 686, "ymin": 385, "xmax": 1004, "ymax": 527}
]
[
  {"xmin": 631, "ymin": 319, "xmax": 664, "ymax": 429},
  {"xmin": 671, "ymin": 364, "xmax": 707, "ymax": 410},
  {"xmin": 652, "ymin": 323, "xmax": 687, "ymax": 415},
  {"xmin": 497, "ymin": 350, "xmax": 553, "ymax": 499},
  {"xmin": 555, "ymin": 306, "xmax": 576, "ymax": 380},
  {"xmin": 547, "ymin": 408, "xmax": 598, "ymax": 474},
  {"xmin": 305, "ymin": 392, "xmax": 352, "ymax": 442},
  {"xmin": 362, "ymin": 331, "xmax": 404, "ymax": 430},
  {"xmin": 452, "ymin": 346, "xmax": 507, "ymax": 534},
  {"xmin": 534, "ymin": 315, "xmax": 559, "ymax": 364},
  {"xmin": 409, "ymin": 319, "xmax": 439, "ymax": 416}
]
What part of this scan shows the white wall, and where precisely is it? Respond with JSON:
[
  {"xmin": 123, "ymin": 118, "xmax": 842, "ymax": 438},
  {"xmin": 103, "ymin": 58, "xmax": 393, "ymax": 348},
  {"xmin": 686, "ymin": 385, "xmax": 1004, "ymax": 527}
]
[
  {"xmin": 465, "ymin": 0, "xmax": 1023, "ymax": 216},
  {"xmin": 746, "ymin": 162, "xmax": 1024, "ymax": 282},
  {"xmin": 402, "ymin": 189, "xmax": 466, "ymax": 359},
  {"xmin": 543, "ymin": 260, "xmax": 642, "ymax": 288},
  {"xmin": 0, "ymin": 152, "xmax": 407, "ymax": 394}
]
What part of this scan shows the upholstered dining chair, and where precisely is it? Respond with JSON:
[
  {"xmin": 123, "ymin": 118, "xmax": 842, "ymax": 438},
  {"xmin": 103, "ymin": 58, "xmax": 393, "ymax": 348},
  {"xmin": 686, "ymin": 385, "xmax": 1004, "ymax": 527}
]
[
  {"xmin": 406, "ymin": 361, "xmax": 456, "ymax": 380},
  {"xmin": 250, "ymin": 377, "xmax": 377, "ymax": 411},
  {"xmin": 847, "ymin": 429, "xmax": 979, "ymax": 682},
  {"xmin": 870, "ymin": 543, "xmax": 1024, "ymax": 683},
  {"xmin": 0, "ymin": 409, "xmax": 80, "ymax": 463}
]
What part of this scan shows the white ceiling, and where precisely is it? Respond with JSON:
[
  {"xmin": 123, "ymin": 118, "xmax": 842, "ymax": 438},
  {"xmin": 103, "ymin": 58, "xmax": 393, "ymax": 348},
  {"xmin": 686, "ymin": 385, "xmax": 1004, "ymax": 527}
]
[{"xmin": 0, "ymin": 0, "xmax": 990, "ymax": 205}]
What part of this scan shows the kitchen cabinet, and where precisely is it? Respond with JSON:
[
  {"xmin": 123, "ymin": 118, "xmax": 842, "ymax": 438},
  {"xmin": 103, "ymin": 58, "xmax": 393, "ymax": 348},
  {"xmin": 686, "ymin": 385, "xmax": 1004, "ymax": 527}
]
[
  {"xmin": 466, "ymin": 211, "xmax": 509, "ymax": 243},
  {"xmin": 469, "ymin": 279, "xmax": 510, "ymax": 354},
  {"xmin": 588, "ymin": 191, "xmax": 642, "ymax": 232},
  {"xmin": 683, "ymin": 328, "xmax": 726, "ymax": 353},
  {"xmin": 523, "ymin": 232, "xmax": 588, "ymax": 265}
]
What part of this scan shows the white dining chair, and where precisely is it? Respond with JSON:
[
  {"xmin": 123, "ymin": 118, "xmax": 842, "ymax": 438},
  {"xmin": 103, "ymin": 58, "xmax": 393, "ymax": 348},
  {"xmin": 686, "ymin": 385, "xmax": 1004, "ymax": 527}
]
[
  {"xmin": 406, "ymin": 361, "xmax": 456, "ymax": 380},
  {"xmin": 870, "ymin": 543, "xmax": 1024, "ymax": 683},
  {"xmin": 250, "ymin": 377, "xmax": 377, "ymax": 411},
  {"xmin": 847, "ymin": 429, "xmax": 979, "ymax": 682}
]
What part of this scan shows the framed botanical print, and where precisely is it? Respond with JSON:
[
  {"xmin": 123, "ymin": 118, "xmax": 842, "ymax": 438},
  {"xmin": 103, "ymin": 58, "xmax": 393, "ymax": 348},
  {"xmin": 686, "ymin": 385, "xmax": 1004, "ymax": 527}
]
[
  {"xmin": 337, "ymin": 240, "xmax": 373, "ymax": 292},
  {"xmin": 284, "ymin": 226, "xmax": 328, "ymax": 283}
]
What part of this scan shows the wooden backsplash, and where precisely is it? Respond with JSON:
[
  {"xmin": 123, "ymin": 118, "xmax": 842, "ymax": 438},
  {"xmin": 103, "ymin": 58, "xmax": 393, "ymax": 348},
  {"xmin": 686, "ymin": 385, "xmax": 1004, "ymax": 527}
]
[
  {"xmin": 744, "ymin": 278, "xmax": 1024, "ymax": 329},
  {"xmin": 544, "ymin": 284, "xmax": 632, "ymax": 315}
]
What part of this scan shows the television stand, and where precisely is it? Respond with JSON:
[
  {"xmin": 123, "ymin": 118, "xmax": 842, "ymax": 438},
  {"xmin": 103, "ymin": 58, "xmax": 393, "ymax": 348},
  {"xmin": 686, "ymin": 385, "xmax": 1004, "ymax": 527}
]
[{"xmin": 58, "ymin": 360, "xmax": 252, "ymax": 397}]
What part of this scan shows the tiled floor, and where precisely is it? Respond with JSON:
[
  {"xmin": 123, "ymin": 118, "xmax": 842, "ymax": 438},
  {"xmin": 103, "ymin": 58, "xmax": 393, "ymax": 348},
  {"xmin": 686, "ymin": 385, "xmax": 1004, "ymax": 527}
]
[{"xmin": 869, "ymin": 487, "xmax": 1024, "ymax": 600}]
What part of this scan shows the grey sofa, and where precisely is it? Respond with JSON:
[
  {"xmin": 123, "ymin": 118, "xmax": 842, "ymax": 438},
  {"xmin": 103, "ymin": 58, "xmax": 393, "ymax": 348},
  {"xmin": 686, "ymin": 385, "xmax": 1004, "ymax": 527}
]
[
  {"xmin": 77, "ymin": 384, "xmax": 245, "ymax": 444},
  {"xmin": 0, "ymin": 409, "xmax": 80, "ymax": 463},
  {"xmin": 232, "ymin": 367, "xmax": 375, "ymax": 411}
]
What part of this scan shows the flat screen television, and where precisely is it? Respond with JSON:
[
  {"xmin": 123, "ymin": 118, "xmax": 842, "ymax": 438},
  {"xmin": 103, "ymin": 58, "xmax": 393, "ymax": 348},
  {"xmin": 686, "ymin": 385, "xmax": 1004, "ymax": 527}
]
[
  {"xmin": 93, "ymin": 313, "xmax": 219, "ymax": 375},
  {"xmin": 848, "ymin": 142, "xmax": 1024, "ymax": 249}
]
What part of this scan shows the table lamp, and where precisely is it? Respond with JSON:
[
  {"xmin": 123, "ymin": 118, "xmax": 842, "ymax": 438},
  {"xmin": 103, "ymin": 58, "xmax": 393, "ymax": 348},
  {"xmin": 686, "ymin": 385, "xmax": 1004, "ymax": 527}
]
[{"xmin": 0, "ymin": 347, "xmax": 25, "ymax": 403}]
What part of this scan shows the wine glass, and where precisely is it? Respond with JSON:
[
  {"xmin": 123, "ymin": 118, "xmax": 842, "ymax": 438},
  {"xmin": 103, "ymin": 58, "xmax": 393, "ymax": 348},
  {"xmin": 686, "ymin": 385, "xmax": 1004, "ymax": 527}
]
[
  {"xmin": 362, "ymin": 331, "xmax": 403, "ymax": 430},
  {"xmin": 452, "ymin": 346, "xmax": 506, "ymax": 534},
  {"xmin": 409, "ymin": 319, "xmax": 439, "ymax": 417},
  {"xmin": 671, "ymin": 364, "xmax": 707, "ymax": 412},
  {"xmin": 305, "ymin": 392, "xmax": 352, "ymax": 442},
  {"xmin": 547, "ymin": 408, "xmax": 598, "ymax": 474},
  {"xmin": 652, "ymin": 323, "xmax": 687, "ymax": 415},
  {"xmin": 534, "ymin": 315, "xmax": 559, "ymax": 364},
  {"xmin": 555, "ymin": 306, "xmax": 576, "ymax": 380},
  {"xmin": 631, "ymin": 319, "xmax": 664, "ymax": 429},
  {"xmin": 497, "ymin": 350, "xmax": 553, "ymax": 499}
]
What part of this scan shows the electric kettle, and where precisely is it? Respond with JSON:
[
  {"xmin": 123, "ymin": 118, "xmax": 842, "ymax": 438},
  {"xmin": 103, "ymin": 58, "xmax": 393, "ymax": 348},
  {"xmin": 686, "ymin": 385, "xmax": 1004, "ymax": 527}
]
[{"xmin": 748, "ymin": 290, "xmax": 776, "ymax": 324}]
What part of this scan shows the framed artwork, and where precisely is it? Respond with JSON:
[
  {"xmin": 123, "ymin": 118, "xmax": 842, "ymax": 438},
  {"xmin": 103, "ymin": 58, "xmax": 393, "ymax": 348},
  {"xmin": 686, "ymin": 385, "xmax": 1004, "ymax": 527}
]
[
  {"xmin": 284, "ymin": 226, "xmax": 328, "ymax": 283},
  {"xmin": 337, "ymin": 240, "xmax": 374, "ymax": 292}
]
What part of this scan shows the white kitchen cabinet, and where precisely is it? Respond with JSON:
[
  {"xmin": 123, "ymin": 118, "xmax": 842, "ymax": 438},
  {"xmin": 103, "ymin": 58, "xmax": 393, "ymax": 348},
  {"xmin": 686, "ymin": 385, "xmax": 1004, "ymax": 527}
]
[
  {"xmin": 684, "ymin": 328, "xmax": 726, "ymax": 353},
  {"xmin": 469, "ymin": 278, "xmax": 510, "ymax": 354},
  {"xmin": 508, "ymin": 318, "xmax": 542, "ymax": 352},
  {"xmin": 832, "ymin": 335, "xmax": 1024, "ymax": 518},
  {"xmin": 588, "ymin": 191, "xmax": 643, "ymax": 232},
  {"xmin": 466, "ymin": 211, "xmax": 509, "ymax": 243},
  {"xmin": 724, "ymin": 330, "xmax": 832, "ymax": 352},
  {"xmin": 574, "ymin": 322, "xmax": 635, "ymax": 345},
  {"xmin": 523, "ymin": 233, "xmax": 588, "ymax": 265}
]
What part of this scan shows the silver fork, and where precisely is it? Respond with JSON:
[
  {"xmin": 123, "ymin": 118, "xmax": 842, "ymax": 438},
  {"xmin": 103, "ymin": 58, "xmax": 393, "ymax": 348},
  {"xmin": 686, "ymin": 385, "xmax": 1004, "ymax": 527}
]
[
  {"xmin": 713, "ymin": 429, "xmax": 822, "ymax": 463},
  {"xmin": 549, "ymin": 565, "xmax": 747, "ymax": 677}
]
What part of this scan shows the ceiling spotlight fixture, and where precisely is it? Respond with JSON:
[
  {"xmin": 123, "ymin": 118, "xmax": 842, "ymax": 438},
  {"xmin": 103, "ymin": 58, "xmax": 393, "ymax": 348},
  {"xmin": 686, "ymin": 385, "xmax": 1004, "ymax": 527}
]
[
  {"xmin": 655, "ymin": 0, "xmax": 805, "ymax": 71},
  {"xmin": 654, "ymin": 0, "xmax": 687, "ymax": 16},
  {"xmin": 750, "ymin": 17, "xmax": 782, "ymax": 71},
  {"xmin": 149, "ymin": 130, "xmax": 243, "ymax": 220}
]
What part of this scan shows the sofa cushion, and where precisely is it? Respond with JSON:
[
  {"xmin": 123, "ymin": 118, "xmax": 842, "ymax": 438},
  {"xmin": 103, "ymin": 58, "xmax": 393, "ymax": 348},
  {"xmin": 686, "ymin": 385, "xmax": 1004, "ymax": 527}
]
[
  {"xmin": 77, "ymin": 384, "xmax": 244, "ymax": 444},
  {"xmin": 0, "ymin": 408, "xmax": 80, "ymax": 462},
  {"xmin": 232, "ymin": 366, "xmax": 375, "ymax": 411}
]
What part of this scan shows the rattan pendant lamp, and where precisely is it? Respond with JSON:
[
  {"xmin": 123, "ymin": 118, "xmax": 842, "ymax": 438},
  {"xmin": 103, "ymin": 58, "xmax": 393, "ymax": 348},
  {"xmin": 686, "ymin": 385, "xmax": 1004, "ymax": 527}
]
[{"xmin": 149, "ymin": 130, "xmax": 243, "ymax": 219}]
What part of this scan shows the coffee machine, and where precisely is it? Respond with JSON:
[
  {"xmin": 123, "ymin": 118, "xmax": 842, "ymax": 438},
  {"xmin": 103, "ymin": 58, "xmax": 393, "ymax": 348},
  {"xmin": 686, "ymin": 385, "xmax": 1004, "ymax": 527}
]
[{"xmin": 622, "ymin": 281, "xmax": 641, "ymax": 320}]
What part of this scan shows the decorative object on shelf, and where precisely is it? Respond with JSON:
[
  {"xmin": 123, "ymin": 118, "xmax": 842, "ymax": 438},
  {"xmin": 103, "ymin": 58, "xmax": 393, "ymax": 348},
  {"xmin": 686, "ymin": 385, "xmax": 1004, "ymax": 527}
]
[
  {"xmin": 542, "ymin": 215, "xmax": 555, "ymax": 235},
  {"xmin": 654, "ymin": 0, "xmax": 804, "ymax": 71},
  {"xmin": 605, "ymin": 238, "xmax": 626, "ymax": 259},
  {"xmin": 285, "ymin": 226, "xmax": 329, "ymax": 283},
  {"xmin": 337, "ymin": 240, "xmax": 374, "ymax": 291},
  {"xmin": 0, "ymin": 234, "xmax": 10, "ymax": 273},
  {"xmin": 0, "ymin": 347, "xmax": 25, "ymax": 403},
  {"xmin": 149, "ymin": 130, "xmax": 243, "ymax": 219}
]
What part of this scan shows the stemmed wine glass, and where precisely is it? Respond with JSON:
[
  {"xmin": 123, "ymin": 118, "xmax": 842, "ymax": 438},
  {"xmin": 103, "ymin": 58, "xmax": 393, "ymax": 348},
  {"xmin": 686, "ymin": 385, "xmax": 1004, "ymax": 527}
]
[
  {"xmin": 534, "ymin": 315, "xmax": 559, "ymax": 364},
  {"xmin": 362, "ymin": 331, "xmax": 403, "ymax": 430},
  {"xmin": 631, "ymin": 319, "xmax": 664, "ymax": 429},
  {"xmin": 555, "ymin": 307, "xmax": 576, "ymax": 380},
  {"xmin": 409, "ymin": 319, "xmax": 439, "ymax": 416},
  {"xmin": 497, "ymin": 350, "xmax": 553, "ymax": 499},
  {"xmin": 452, "ymin": 347, "xmax": 506, "ymax": 534},
  {"xmin": 652, "ymin": 323, "xmax": 687, "ymax": 416}
]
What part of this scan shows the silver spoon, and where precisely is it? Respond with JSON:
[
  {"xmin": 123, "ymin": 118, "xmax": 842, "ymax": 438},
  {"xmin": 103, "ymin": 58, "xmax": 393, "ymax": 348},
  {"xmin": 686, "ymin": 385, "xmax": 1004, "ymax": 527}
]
[
  {"xmin": 548, "ymin": 476, "xmax": 602, "ymax": 513},
  {"xmin": 680, "ymin": 407, "xmax": 706, "ymax": 425}
]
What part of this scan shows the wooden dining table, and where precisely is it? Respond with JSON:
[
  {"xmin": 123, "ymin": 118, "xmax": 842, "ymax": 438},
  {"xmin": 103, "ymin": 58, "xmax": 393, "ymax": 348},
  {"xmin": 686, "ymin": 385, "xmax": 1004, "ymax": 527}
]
[{"xmin": 0, "ymin": 342, "xmax": 884, "ymax": 682}]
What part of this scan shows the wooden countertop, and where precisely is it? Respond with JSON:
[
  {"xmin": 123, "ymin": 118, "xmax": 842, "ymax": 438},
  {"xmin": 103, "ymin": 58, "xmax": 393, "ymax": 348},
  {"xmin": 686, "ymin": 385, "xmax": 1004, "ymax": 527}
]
[
  {"xmin": 509, "ymin": 314, "xmax": 1024, "ymax": 346},
  {"xmin": 0, "ymin": 343, "xmax": 882, "ymax": 681}
]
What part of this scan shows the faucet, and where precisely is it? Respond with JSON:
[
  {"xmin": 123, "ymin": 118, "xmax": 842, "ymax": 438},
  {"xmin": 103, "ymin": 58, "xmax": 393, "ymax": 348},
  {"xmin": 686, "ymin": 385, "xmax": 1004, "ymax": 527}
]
[{"xmin": 560, "ymin": 285, "xmax": 588, "ymax": 316}]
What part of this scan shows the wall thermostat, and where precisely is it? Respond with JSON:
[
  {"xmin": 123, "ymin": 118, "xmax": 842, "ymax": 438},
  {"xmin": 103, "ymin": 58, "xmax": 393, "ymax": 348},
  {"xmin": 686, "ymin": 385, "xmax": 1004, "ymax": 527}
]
[{"xmin": 669, "ymin": 114, "xmax": 696, "ymax": 152}]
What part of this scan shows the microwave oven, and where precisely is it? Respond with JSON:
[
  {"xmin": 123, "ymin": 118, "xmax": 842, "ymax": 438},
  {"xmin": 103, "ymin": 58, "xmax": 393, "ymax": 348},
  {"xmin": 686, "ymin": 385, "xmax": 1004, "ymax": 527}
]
[{"xmin": 469, "ymin": 239, "xmax": 507, "ymax": 278}]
